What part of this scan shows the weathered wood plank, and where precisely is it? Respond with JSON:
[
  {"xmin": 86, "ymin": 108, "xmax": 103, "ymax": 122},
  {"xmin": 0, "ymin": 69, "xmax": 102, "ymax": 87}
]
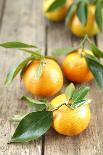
[
  {"xmin": 97, "ymin": 34, "xmax": 103, "ymax": 50},
  {"xmin": 0, "ymin": 0, "xmax": 5, "ymax": 28},
  {"xmin": 45, "ymin": 21, "xmax": 103, "ymax": 155},
  {"xmin": 0, "ymin": 0, "xmax": 45, "ymax": 154}
]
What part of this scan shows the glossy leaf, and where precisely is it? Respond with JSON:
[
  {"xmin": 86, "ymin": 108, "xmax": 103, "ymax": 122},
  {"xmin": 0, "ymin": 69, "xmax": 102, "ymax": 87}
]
[
  {"xmin": 72, "ymin": 86, "xmax": 90, "ymax": 102},
  {"xmin": 0, "ymin": 41, "xmax": 36, "ymax": 48},
  {"xmin": 46, "ymin": 0, "xmax": 66, "ymax": 12},
  {"xmin": 5, "ymin": 57, "xmax": 33, "ymax": 86},
  {"xmin": 95, "ymin": 1, "xmax": 103, "ymax": 31},
  {"xmin": 10, "ymin": 111, "xmax": 53, "ymax": 143},
  {"xmin": 65, "ymin": 3, "xmax": 77, "ymax": 25},
  {"xmin": 52, "ymin": 46, "xmax": 78, "ymax": 57},
  {"xmin": 21, "ymin": 96, "xmax": 46, "ymax": 111},
  {"xmin": 70, "ymin": 99, "xmax": 91, "ymax": 110},
  {"xmin": 85, "ymin": 54, "xmax": 103, "ymax": 88},
  {"xmin": 65, "ymin": 83, "xmax": 75, "ymax": 99},
  {"xmin": 91, "ymin": 43, "xmax": 103, "ymax": 58},
  {"xmin": 77, "ymin": 1, "xmax": 88, "ymax": 25}
]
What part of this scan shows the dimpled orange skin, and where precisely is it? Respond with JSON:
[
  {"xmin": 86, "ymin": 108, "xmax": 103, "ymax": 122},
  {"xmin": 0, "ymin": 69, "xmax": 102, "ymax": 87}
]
[
  {"xmin": 22, "ymin": 58, "xmax": 63, "ymax": 97},
  {"xmin": 68, "ymin": 4, "xmax": 99, "ymax": 37},
  {"xmin": 62, "ymin": 49, "xmax": 93, "ymax": 83},
  {"xmin": 51, "ymin": 94, "xmax": 91, "ymax": 136}
]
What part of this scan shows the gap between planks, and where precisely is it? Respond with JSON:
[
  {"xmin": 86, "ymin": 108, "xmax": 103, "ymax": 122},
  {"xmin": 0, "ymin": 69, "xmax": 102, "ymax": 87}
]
[
  {"xmin": 41, "ymin": 20, "xmax": 48, "ymax": 155},
  {"xmin": 0, "ymin": 0, "xmax": 6, "ymax": 30}
]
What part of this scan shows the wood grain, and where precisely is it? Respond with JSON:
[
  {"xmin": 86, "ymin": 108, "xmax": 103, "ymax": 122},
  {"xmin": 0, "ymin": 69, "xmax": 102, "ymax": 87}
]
[{"xmin": 0, "ymin": 0, "xmax": 45, "ymax": 154}]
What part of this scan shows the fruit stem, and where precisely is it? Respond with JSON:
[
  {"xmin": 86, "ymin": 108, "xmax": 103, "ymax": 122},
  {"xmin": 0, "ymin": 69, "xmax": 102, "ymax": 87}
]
[{"xmin": 80, "ymin": 35, "xmax": 90, "ymax": 56}]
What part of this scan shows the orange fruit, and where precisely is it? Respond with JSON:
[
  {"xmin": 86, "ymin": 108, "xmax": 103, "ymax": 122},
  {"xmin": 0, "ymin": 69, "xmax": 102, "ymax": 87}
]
[
  {"xmin": 43, "ymin": 0, "xmax": 68, "ymax": 22},
  {"xmin": 68, "ymin": 4, "xmax": 99, "ymax": 37},
  {"xmin": 62, "ymin": 49, "xmax": 93, "ymax": 83},
  {"xmin": 51, "ymin": 94, "xmax": 91, "ymax": 136},
  {"xmin": 22, "ymin": 58, "xmax": 63, "ymax": 96}
]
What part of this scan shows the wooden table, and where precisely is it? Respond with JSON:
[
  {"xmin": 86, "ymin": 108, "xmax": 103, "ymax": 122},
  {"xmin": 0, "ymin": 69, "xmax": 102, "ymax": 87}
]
[{"xmin": 0, "ymin": 0, "xmax": 103, "ymax": 154}]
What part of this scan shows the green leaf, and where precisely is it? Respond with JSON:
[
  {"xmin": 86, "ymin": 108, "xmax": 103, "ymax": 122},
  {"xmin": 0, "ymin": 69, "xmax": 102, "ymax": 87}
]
[
  {"xmin": 52, "ymin": 47, "xmax": 79, "ymax": 57},
  {"xmin": 89, "ymin": 0, "xmax": 98, "ymax": 5},
  {"xmin": 77, "ymin": 1, "xmax": 88, "ymax": 25},
  {"xmin": 35, "ymin": 61, "xmax": 43, "ymax": 80},
  {"xmin": 70, "ymin": 99, "xmax": 91, "ymax": 110},
  {"xmin": 95, "ymin": 1, "xmax": 103, "ymax": 31},
  {"xmin": 0, "ymin": 41, "xmax": 37, "ymax": 48},
  {"xmin": 65, "ymin": 3, "xmax": 77, "ymax": 25},
  {"xmin": 85, "ymin": 54, "xmax": 103, "ymax": 88},
  {"xmin": 72, "ymin": 86, "xmax": 90, "ymax": 102},
  {"xmin": 46, "ymin": 0, "xmax": 66, "ymax": 12},
  {"xmin": 11, "ymin": 111, "xmax": 53, "ymax": 143},
  {"xmin": 21, "ymin": 96, "xmax": 46, "ymax": 111},
  {"xmin": 5, "ymin": 57, "xmax": 33, "ymax": 86},
  {"xmin": 65, "ymin": 83, "xmax": 75, "ymax": 99},
  {"xmin": 91, "ymin": 43, "xmax": 103, "ymax": 58}
]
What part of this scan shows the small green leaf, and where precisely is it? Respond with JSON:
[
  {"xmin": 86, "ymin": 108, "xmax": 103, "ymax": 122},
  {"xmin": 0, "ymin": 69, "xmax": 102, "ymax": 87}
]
[
  {"xmin": 11, "ymin": 111, "xmax": 53, "ymax": 143},
  {"xmin": 65, "ymin": 83, "xmax": 75, "ymax": 99},
  {"xmin": 5, "ymin": 57, "xmax": 33, "ymax": 86},
  {"xmin": 91, "ymin": 43, "xmax": 103, "ymax": 58},
  {"xmin": 70, "ymin": 99, "xmax": 91, "ymax": 110},
  {"xmin": 85, "ymin": 54, "xmax": 103, "ymax": 88},
  {"xmin": 0, "ymin": 41, "xmax": 37, "ymax": 48},
  {"xmin": 72, "ymin": 86, "xmax": 90, "ymax": 102},
  {"xmin": 95, "ymin": 1, "xmax": 103, "ymax": 31},
  {"xmin": 46, "ymin": 0, "xmax": 66, "ymax": 12},
  {"xmin": 52, "ymin": 47, "xmax": 79, "ymax": 57},
  {"xmin": 77, "ymin": 1, "xmax": 88, "ymax": 25},
  {"xmin": 89, "ymin": 0, "xmax": 98, "ymax": 5},
  {"xmin": 65, "ymin": 3, "xmax": 77, "ymax": 25},
  {"xmin": 21, "ymin": 96, "xmax": 46, "ymax": 111}
]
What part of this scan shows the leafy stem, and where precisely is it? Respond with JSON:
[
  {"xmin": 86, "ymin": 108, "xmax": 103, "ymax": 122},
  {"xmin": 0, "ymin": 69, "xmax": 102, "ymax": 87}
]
[{"xmin": 80, "ymin": 34, "xmax": 88, "ymax": 46}]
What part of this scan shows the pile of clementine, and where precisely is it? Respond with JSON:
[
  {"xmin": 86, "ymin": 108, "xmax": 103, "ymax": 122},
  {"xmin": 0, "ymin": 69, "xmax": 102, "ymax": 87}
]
[
  {"xmin": 1, "ymin": 37, "xmax": 103, "ymax": 143},
  {"xmin": 43, "ymin": 0, "xmax": 102, "ymax": 37}
]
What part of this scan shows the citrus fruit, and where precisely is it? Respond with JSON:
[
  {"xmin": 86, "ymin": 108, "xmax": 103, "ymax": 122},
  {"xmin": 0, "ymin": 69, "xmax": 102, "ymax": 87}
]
[
  {"xmin": 68, "ymin": 4, "xmax": 99, "ymax": 37},
  {"xmin": 51, "ymin": 94, "xmax": 91, "ymax": 136},
  {"xmin": 62, "ymin": 49, "xmax": 93, "ymax": 83},
  {"xmin": 22, "ymin": 58, "xmax": 63, "ymax": 96},
  {"xmin": 43, "ymin": 0, "xmax": 67, "ymax": 22}
]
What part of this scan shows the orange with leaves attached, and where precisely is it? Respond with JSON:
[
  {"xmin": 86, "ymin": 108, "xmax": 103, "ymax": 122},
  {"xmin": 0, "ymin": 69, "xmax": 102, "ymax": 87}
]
[
  {"xmin": 22, "ymin": 58, "xmax": 63, "ymax": 96},
  {"xmin": 62, "ymin": 49, "xmax": 93, "ymax": 83},
  {"xmin": 43, "ymin": 0, "xmax": 68, "ymax": 22},
  {"xmin": 43, "ymin": 0, "xmax": 74, "ymax": 22},
  {"xmin": 68, "ymin": 4, "xmax": 99, "ymax": 37},
  {"xmin": 51, "ymin": 94, "xmax": 91, "ymax": 136}
]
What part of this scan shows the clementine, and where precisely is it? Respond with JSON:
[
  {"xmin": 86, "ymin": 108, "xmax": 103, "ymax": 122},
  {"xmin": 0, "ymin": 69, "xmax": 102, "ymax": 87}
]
[
  {"xmin": 22, "ymin": 58, "xmax": 63, "ymax": 96},
  {"xmin": 51, "ymin": 94, "xmax": 91, "ymax": 136},
  {"xmin": 62, "ymin": 49, "xmax": 93, "ymax": 83},
  {"xmin": 43, "ymin": 0, "xmax": 68, "ymax": 22},
  {"xmin": 68, "ymin": 4, "xmax": 99, "ymax": 37}
]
